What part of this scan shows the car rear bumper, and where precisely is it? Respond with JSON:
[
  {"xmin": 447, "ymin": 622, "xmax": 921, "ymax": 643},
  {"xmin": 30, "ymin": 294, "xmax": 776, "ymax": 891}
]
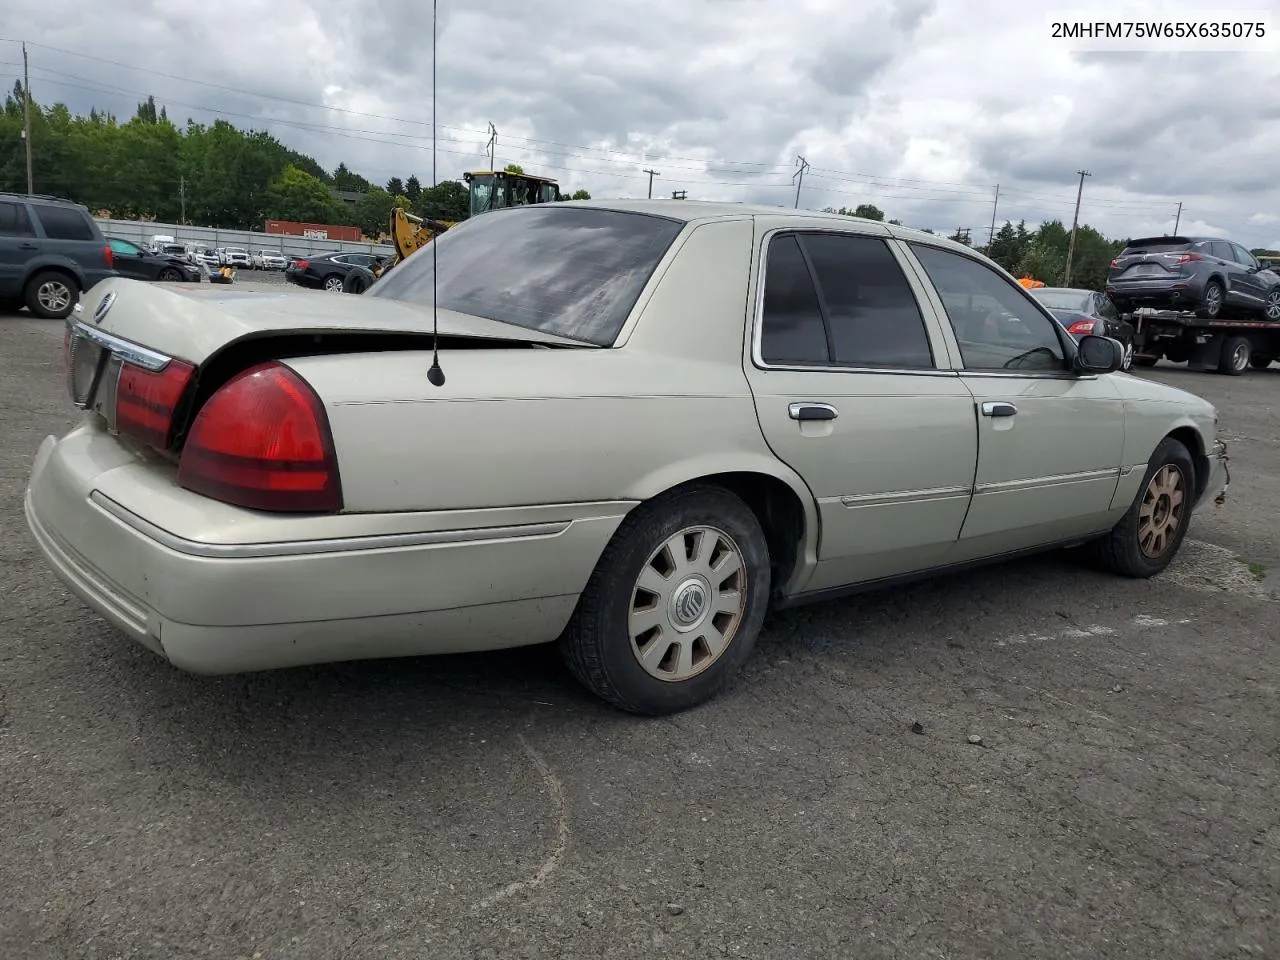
[
  {"xmin": 1107, "ymin": 276, "xmax": 1205, "ymax": 304},
  {"xmin": 25, "ymin": 426, "xmax": 627, "ymax": 674}
]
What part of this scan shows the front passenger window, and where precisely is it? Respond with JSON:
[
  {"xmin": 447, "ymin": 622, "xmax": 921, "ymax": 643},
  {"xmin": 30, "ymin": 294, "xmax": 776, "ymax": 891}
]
[{"xmin": 910, "ymin": 244, "xmax": 1067, "ymax": 372}]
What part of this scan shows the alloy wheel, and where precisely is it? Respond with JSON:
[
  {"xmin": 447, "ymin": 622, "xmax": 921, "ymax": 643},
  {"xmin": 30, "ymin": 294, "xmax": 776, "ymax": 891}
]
[
  {"xmin": 37, "ymin": 280, "xmax": 72, "ymax": 313},
  {"xmin": 1138, "ymin": 465, "xmax": 1185, "ymax": 559}
]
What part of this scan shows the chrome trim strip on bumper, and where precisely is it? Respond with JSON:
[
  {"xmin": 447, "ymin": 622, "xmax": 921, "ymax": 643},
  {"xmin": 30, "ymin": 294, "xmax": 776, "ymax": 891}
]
[
  {"xmin": 89, "ymin": 491, "xmax": 573, "ymax": 559},
  {"xmin": 70, "ymin": 320, "xmax": 173, "ymax": 372}
]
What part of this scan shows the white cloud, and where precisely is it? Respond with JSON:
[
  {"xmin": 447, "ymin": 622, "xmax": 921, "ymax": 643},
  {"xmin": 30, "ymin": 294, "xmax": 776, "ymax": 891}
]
[{"xmin": 6, "ymin": 0, "xmax": 1279, "ymax": 247}]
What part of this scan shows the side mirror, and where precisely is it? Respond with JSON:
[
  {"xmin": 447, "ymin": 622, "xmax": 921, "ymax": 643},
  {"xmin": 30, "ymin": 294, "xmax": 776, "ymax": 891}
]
[{"xmin": 1075, "ymin": 335, "xmax": 1124, "ymax": 374}]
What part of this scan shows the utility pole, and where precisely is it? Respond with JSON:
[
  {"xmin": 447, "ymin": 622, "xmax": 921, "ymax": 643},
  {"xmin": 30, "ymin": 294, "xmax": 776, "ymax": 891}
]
[
  {"xmin": 22, "ymin": 42, "xmax": 34, "ymax": 195},
  {"xmin": 1173, "ymin": 201, "xmax": 1182, "ymax": 235},
  {"xmin": 793, "ymin": 155, "xmax": 810, "ymax": 209},
  {"xmin": 986, "ymin": 183, "xmax": 1000, "ymax": 247},
  {"xmin": 486, "ymin": 122, "xmax": 496, "ymax": 172},
  {"xmin": 179, "ymin": 176, "xmax": 186, "ymax": 226},
  {"xmin": 643, "ymin": 168, "xmax": 659, "ymax": 199},
  {"xmin": 1063, "ymin": 169, "xmax": 1091, "ymax": 286}
]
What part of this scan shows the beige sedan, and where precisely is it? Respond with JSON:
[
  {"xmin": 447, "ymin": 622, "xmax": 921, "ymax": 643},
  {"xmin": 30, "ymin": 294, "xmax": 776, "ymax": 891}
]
[{"xmin": 26, "ymin": 201, "xmax": 1229, "ymax": 715}]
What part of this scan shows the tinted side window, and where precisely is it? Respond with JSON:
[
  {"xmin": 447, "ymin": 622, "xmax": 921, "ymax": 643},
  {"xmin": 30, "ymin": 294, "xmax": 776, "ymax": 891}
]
[
  {"xmin": 33, "ymin": 205, "xmax": 96, "ymax": 241},
  {"xmin": 1208, "ymin": 241, "xmax": 1232, "ymax": 260},
  {"xmin": 0, "ymin": 201, "xmax": 35, "ymax": 237},
  {"xmin": 760, "ymin": 234, "xmax": 828, "ymax": 364},
  {"xmin": 802, "ymin": 233, "xmax": 933, "ymax": 368},
  {"xmin": 1095, "ymin": 294, "xmax": 1118, "ymax": 320},
  {"xmin": 910, "ymin": 244, "xmax": 1067, "ymax": 372}
]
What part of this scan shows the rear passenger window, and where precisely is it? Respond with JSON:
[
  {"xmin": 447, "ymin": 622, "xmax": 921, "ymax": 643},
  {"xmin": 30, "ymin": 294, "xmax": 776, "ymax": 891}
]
[
  {"xmin": 33, "ymin": 205, "xmax": 96, "ymax": 241},
  {"xmin": 760, "ymin": 235, "xmax": 828, "ymax": 364},
  {"xmin": 802, "ymin": 233, "xmax": 933, "ymax": 368},
  {"xmin": 0, "ymin": 201, "xmax": 34, "ymax": 237}
]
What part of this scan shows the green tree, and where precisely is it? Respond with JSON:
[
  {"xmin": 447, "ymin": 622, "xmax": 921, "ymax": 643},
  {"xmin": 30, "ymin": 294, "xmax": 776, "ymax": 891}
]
[
  {"xmin": 386, "ymin": 176, "xmax": 405, "ymax": 197},
  {"xmin": 570, "ymin": 189, "xmax": 591, "ymax": 200},
  {"xmin": 415, "ymin": 180, "xmax": 469, "ymax": 221},
  {"xmin": 266, "ymin": 165, "xmax": 346, "ymax": 223},
  {"xmin": 332, "ymin": 162, "xmax": 369, "ymax": 193},
  {"xmin": 504, "ymin": 163, "xmax": 524, "ymax": 174},
  {"xmin": 405, "ymin": 175, "xmax": 422, "ymax": 202},
  {"xmin": 354, "ymin": 187, "xmax": 399, "ymax": 238},
  {"xmin": 853, "ymin": 203, "xmax": 885, "ymax": 221}
]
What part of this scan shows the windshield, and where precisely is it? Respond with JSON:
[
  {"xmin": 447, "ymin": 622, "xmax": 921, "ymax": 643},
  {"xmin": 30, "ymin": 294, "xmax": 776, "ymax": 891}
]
[
  {"xmin": 368, "ymin": 206, "xmax": 684, "ymax": 345},
  {"xmin": 469, "ymin": 175, "xmax": 495, "ymax": 217},
  {"xmin": 1032, "ymin": 290, "xmax": 1091, "ymax": 311}
]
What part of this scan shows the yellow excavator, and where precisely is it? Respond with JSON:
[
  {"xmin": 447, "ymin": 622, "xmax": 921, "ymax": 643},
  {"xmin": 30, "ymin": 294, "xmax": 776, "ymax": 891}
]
[{"xmin": 344, "ymin": 169, "xmax": 564, "ymax": 293}]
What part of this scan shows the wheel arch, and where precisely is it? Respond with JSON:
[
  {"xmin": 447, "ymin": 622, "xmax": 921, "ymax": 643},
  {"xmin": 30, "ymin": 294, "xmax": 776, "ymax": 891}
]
[
  {"xmin": 1165, "ymin": 424, "xmax": 1209, "ymax": 501},
  {"xmin": 622, "ymin": 459, "xmax": 820, "ymax": 597}
]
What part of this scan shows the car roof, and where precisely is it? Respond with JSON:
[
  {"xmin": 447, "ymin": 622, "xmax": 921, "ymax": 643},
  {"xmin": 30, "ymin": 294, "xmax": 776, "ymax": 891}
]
[
  {"xmin": 1034, "ymin": 286, "xmax": 1092, "ymax": 295},
  {"xmin": 0, "ymin": 191, "xmax": 87, "ymax": 208},
  {"xmin": 542, "ymin": 198, "xmax": 978, "ymax": 255}
]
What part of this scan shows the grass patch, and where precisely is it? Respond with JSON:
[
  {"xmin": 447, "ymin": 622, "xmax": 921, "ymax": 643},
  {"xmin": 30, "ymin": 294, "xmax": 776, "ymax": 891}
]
[{"xmin": 1243, "ymin": 559, "xmax": 1268, "ymax": 581}]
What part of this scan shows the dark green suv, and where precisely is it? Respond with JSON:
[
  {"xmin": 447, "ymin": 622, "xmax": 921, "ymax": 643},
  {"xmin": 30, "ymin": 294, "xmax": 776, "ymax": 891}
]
[{"xmin": 0, "ymin": 193, "xmax": 118, "ymax": 319}]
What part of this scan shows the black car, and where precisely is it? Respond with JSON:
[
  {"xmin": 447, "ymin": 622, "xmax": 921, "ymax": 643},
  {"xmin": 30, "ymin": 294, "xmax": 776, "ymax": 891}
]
[
  {"xmin": 1029, "ymin": 286, "xmax": 1136, "ymax": 370},
  {"xmin": 0, "ymin": 192, "xmax": 116, "ymax": 318},
  {"xmin": 1106, "ymin": 235, "xmax": 1280, "ymax": 322},
  {"xmin": 106, "ymin": 237, "xmax": 202, "ymax": 283},
  {"xmin": 285, "ymin": 251, "xmax": 389, "ymax": 292}
]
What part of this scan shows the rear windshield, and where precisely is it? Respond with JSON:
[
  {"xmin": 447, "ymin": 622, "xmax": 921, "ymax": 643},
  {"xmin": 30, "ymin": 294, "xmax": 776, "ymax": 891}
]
[
  {"xmin": 368, "ymin": 206, "xmax": 685, "ymax": 345},
  {"xmin": 1032, "ymin": 290, "xmax": 1091, "ymax": 311},
  {"xmin": 1120, "ymin": 240, "xmax": 1190, "ymax": 255}
]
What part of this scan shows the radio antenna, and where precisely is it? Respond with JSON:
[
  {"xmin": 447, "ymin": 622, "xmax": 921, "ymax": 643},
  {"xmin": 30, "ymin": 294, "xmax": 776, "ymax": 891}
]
[{"xmin": 426, "ymin": 0, "xmax": 446, "ymax": 387}]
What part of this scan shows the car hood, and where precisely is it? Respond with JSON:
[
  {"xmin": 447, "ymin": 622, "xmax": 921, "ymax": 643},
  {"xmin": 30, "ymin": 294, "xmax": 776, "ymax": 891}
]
[
  {"xmin": 1111, "ymin": 369, "xmax": 1216, "ymax": 414},
  {"xmin": 74, "ymin": 276, "xmax": 589, "ymax": 365}
]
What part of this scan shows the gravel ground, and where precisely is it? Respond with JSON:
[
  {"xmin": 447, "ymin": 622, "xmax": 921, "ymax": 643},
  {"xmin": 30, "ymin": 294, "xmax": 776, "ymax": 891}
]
[{"xmin": 1, "ymin": 299, "xmax": 1277, "ymax": 960}]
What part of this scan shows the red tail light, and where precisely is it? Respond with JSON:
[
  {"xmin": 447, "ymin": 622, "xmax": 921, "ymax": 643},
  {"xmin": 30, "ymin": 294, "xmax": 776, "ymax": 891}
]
[
  {"xmin": 177, "ymin": 362, "xmax": 342, "ymax": 513},
  {"xmin": 116, "ymin": 359, "xmax": 196, "ymax": 449},
  {"xmin": 1110, "ymin": 258, "xmax": 1118, "ymax": 267},
  {"xmin": 1173, "ymin": 252, "xmax": 1202, "ymax": 264},
  {"xmin": 1067, "ymin": 319, "xmax": 1097, "ymax": 335},
  {"xmin": 294, "ymin": 259, "xmax": 309, "ymax": 270},
  {"xmin": 103, "ymin": 245, "xmax": 114, "ymax": 269}
]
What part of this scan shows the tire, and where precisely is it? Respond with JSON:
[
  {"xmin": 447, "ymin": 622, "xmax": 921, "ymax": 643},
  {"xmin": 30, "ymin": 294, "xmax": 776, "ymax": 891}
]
[
  {"xmin": 1250, "ymin": 354, "xmax": 1273, "ymax": 370},
  {"xmin": 1120, "ymin": 342, "xmax": 1134, "ymax": 370},
  {"xmin": 1092, "ymin": 437, "xmax": 1196, "ymax": 578},
  {"xmin": 1133, "ymin": 355, "xmax": 1159, "ymax": 368},
  {"xmin": 1218, "ymin": 335, "xmax": 1250, "ymax": 376},
  {"xmin": 322, "ymin": 275, "xmax": 345, "ymax": 292},
  {"xmin": 158, "ymin": 267, "xmax": 181, "ymax": 282},
  {"xmin": 1261, "ymin": 287, "xmax": 1280, "ymax": 322},
  {"xmin": 1165, "ymin": 343, "xmax": 1190, "ymax": 364},
  {"xmin": 342, "ymin": 266, "xmax": 375, "ymax": 294},
  {"xmin": 23, "ymin": 270, "xmax": 78, "ymax": 319},
  {"xmin": 1194, "ymin": 280, "xmax": 1224, "ymax": 320},
  {"xmin": 560, "ymin": 484, "xmax": 771, "ymax": 715}
]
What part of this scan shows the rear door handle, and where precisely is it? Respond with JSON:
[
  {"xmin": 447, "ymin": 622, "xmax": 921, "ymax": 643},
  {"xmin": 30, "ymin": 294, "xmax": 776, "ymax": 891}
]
[
  {"xmin": 981, "ymin": 401, "xmax": 1017, "ymax": 418},
  {"xmin": 789, "ymin": 402, "xmax": 838, "ymax": 421},
  {"xmin": 18, "ymin": 241, "xmax": 38, "ymax": 250}
]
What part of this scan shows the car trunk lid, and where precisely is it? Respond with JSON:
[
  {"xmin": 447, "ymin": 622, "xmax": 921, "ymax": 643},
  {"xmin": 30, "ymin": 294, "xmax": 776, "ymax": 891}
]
[{"xmin": 1110, "ymin": 236, "xmax": 1198, "ymax": 280}]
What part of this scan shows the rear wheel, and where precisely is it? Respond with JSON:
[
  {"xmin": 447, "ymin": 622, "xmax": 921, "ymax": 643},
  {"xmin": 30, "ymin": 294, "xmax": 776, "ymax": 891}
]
[
  {"xmin": 1195, "ymin": 280, "xmax": 1224, "ymax": 320},
  {"xmin": 560, "ymin": 484, "xmax": 771, "ymax": 715},
  {"xmin": 323, "ymin": 275, "xmax": 345, "ymax": 292},
  {"xmin": 1092, "ymin": 437, "xmax": 1196, "ymax": 578},
  {"xmin": 1219, "ymin": 335, "xmax": 1251, "ymax": 376},
  {"xmin": 24, "ymin": 271, "xmax": 78, "ymax": 319},
  {"xmin": 1133, "ymin": 355, "xmax": 1159, "ymax": 368}
]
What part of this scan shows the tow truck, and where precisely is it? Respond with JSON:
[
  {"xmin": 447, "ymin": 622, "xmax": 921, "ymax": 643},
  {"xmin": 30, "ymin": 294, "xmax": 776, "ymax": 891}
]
[
  {"xmin": 342, "ymin": 168, "xmax": 564, "ymax": 293},
  {"xmin": 1130, "ymin": 306, "xmax": 1280, "ymax": 374}
]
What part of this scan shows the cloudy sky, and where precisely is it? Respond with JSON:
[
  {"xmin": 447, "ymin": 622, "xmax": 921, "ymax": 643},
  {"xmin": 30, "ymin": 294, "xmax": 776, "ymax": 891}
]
[{"xmin": 4, "ymin": 0, "xmax": 1280, "ymax": 247}]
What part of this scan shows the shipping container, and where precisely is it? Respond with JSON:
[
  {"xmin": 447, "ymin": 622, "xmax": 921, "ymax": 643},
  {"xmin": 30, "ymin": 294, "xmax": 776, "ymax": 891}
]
[{"xmin": 264, "ymin": 220, "xmax": 364, "ymax": 243}]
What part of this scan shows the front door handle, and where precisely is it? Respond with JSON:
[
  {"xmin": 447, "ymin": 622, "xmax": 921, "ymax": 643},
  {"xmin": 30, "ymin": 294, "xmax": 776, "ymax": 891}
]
[
  {"xmin": 789, "ymin": 402, "xmax": 838, "ymax": 421},
  {"xmin": 18, "ymin": 241, "xmax": 38, "ymax": 250},
  {"xmin": 981, "ymin": 401, "xmax": 1018, "ymax": 418}
]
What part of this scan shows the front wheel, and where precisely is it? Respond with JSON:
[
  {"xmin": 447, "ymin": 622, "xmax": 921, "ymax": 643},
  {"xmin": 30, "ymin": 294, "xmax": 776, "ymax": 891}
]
[
  {"xmin": 1250, "ymin": 354, "xmax": 1273, "ymax": 370},
  {"xmin": 1120, "ymin": 342, "xmax": 1134, "ymax": 370},
  {"xmin": 560, "ymin": 484, "xmax": 771, "ymax": 715},
  {"xmin": 157, "ymin": 267, "xmax": 181, "ymax": 282},
  {"xmin": 1261, "ymin": 288, "xmax": 1280, "ymax": 322},
  {"xmin": 1092, "ymin": 437, "xmax": 1196, "ymax": 578}
]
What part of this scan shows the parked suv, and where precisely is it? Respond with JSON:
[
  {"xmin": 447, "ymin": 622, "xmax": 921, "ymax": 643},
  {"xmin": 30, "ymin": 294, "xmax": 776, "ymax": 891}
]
[
  {"xmin": 1107, "ymin": 235, "xmax": 1280, "ymax": 322},
  {"xmin": 0, "ymin": 193, "xmax": 117, "ymax": 318}
]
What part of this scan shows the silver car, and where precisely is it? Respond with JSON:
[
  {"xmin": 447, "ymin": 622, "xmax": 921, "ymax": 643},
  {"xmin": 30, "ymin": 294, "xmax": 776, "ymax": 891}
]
[{"xmin": 25, "ymin": 201, "xmax": 1229, "ymax": 715}]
